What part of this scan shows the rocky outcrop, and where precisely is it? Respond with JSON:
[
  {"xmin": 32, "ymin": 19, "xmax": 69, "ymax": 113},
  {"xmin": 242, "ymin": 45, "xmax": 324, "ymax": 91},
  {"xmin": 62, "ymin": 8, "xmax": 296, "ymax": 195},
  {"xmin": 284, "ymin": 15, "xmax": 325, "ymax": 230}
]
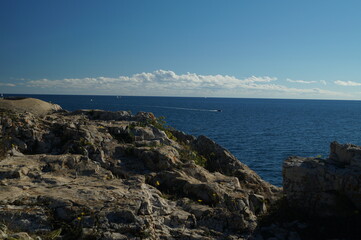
[
  {"xmin": 193, "ymin": 135, "xmax": 279, "ymax": 200},
  {"xmin": 0, "ymin": 100, "xmax": 280, "ymax": 239},
  {"xmin": 0, "ymin": 97, "xmax": 62, "ymax": 116},
  {"xmin": 283, "ymin": 141, "xmax": 361, "ymax": 217},
  {"xmin": 247, "ymin": 141, "xmax": 361, "ymax": 240}
]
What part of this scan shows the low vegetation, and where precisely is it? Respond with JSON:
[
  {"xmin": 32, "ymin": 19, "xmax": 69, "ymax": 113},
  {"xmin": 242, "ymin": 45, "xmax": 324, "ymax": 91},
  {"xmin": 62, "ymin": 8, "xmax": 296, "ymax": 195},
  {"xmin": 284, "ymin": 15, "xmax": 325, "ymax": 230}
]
[{"xmin": 178, "ymin": 145, "xmax": 208, "ymax": 167}]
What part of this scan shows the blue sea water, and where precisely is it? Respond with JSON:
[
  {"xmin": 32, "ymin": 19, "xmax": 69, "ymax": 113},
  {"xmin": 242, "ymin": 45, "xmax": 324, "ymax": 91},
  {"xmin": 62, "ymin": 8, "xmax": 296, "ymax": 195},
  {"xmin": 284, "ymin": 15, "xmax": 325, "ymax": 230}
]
[{"xmin": 7, "ymin": 94, "xmax": 361, "ymax": 186}]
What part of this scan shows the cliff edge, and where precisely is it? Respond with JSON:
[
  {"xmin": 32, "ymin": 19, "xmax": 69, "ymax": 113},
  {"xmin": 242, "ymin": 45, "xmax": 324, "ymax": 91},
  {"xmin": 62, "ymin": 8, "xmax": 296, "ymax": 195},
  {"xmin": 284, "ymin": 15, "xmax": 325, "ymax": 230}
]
[{"xmin": 262, "ymin": 141, "xmax": 361, "ymax": 240}]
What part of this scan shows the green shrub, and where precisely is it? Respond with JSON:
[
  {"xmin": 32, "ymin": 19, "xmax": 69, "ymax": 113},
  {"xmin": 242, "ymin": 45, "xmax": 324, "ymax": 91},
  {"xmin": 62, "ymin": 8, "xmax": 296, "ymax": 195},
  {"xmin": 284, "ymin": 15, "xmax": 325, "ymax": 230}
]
[
  {"xmin": 178, "ymin": 146, "xmax": 208, "ymax": 167},
  {"xmin": 165, "ymin": 130, "xmax": 177, "ymax": 141}
]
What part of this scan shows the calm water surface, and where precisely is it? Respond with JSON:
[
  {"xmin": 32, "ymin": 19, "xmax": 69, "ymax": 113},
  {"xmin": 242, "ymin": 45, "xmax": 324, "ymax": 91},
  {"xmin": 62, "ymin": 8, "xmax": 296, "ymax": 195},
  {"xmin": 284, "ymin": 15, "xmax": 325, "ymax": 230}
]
[{"xmin": 8, "ymin": 94, "xmax": 361, "ymax": 186}]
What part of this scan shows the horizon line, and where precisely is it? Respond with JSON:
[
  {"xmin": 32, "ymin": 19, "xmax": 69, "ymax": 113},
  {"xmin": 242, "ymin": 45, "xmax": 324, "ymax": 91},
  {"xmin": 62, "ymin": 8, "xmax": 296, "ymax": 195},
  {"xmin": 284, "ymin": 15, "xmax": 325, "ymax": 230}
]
[{"xmin": 2, "ymin": 92, "xmax": 361, "ymax": 102}]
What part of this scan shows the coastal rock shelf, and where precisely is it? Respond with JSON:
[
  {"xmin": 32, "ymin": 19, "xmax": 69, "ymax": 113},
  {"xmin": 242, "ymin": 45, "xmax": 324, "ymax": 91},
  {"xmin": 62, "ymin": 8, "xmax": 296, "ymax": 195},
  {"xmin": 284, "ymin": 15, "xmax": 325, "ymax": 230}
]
[
  {"xmin": 3, "ymin": 97, "xmax": 361, "ymax": 239},
  {"xmin": 0, "ymin": 98, "xmax": 280, "ymax": 239}
]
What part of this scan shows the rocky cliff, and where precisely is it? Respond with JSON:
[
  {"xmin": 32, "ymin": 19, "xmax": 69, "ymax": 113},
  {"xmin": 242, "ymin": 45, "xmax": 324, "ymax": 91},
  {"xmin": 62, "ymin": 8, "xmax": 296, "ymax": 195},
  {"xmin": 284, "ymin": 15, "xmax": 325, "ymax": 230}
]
[
  {"xmin": 283, "ymin": 141, "xmax": 361, "ymax": 217},
  {"xmin": 0, "ymin": 98, "xmax": 280, "ymax": 240},
  {"xmin": 279, "ymin": 141, "xmax": 361, "ymax": 240}
]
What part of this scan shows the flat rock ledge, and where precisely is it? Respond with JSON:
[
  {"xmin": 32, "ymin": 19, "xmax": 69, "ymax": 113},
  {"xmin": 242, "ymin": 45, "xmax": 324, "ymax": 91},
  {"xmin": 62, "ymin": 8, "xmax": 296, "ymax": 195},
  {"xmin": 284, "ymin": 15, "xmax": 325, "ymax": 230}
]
[{"xmin": 0, "ymin": 98, "xmax": 280, "ymax": 240}]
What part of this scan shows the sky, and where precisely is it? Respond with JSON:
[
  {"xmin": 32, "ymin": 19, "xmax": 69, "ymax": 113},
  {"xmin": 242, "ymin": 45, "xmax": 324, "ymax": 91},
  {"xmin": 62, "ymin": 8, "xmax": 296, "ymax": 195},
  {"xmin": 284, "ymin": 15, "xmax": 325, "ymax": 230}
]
[{"xmin": 1, "ymin": 0, "xmax": 361, "ymax": 99}]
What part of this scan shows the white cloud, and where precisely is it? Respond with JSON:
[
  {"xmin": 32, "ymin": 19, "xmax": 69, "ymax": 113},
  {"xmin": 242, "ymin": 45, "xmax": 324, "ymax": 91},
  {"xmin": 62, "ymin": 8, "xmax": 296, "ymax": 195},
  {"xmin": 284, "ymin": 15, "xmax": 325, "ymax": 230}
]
[
  {"xmin": 334, "ymin": 80, "xmax": 361, "ymax": 86},
  {"xmin": 320, "ymin": 80, "xmax": 327, "ymax": 85},
  {"xmin": 241, "ymin": 76, "xmax": 277, "ymax": 83},
  {"xmin": 27, "ymin": 70, "xmax": 278, "ymax": 91},
  {"xmin": 286, "ymin": 79, "xmax": 328, "ymax": 85},
  {"xmin": 286, "ymin": 78, "xmax": 316, "ymax": 84},
  {"xmin": 0, "ymin": 83, "xmax": 16, "ymax": 87},
  {"xmin": 23, "ymin": 70, "xmax": 348, "ymax": 98}
]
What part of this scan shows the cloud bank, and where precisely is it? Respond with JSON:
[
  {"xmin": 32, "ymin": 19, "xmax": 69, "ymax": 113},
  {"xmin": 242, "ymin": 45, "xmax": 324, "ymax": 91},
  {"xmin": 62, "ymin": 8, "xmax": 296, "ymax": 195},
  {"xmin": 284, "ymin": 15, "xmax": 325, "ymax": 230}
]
[
  {"xmin": 10, "ymin": 69, "xmax": 351, "ymax": 99},
  {"xmin": 286, "ymin": 79, "xmax": 327, "ymax": 85},
  {"xmin": 0, "ymin": 83, "xmax": 16, "ymax": 87},
  {"xmin": 334, "ymin": 80, "xmax": 361, "ymax": 86},
  {"xmin": 286, "ymin": 78, "xmax": 317, "ymax": 84},
  {"xmin": 27, "ymin": 70, "xmax": 330, "ymax": 95},
  {"xmin": 27, "ymin": 70, "xmax": 278, "ymax": 91}
]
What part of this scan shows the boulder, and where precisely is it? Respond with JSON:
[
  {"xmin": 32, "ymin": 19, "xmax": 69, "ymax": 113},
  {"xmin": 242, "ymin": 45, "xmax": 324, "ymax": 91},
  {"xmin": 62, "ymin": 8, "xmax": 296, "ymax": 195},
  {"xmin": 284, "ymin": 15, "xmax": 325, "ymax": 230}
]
[
  {"xmin": 134, "ymin": 111, "xmax": 156, "ymax": 122},
  {"xmin": 135, "ymin": 146, "xmax": 180, "ymax": 171},
  {"xmin": 169, "ymin": 129, "xmax": 196, "ymax": 144},
  {"xmin": 329, "ymin": 141, "xmax": 361, "ymax": 167},
  {"xmin": 193, "ymin": 135, "xmax": 280, "ymax": 199}
]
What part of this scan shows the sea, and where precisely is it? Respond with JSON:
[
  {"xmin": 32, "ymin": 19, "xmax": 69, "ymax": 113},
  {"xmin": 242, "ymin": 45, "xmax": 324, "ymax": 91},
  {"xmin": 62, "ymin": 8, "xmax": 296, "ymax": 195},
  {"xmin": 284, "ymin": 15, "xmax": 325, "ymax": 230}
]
[{"xmin": 6, "ymin": 94, "xmax": 361, "ymax": 186}]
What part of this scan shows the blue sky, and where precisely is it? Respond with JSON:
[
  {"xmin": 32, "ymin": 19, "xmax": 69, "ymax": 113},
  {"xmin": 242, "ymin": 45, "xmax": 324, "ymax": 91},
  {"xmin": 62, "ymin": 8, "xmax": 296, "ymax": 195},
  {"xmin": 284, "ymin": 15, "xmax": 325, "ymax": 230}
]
[{"xmin": 1, "ymin": 0, "xmax": 361, "ymax": 99}]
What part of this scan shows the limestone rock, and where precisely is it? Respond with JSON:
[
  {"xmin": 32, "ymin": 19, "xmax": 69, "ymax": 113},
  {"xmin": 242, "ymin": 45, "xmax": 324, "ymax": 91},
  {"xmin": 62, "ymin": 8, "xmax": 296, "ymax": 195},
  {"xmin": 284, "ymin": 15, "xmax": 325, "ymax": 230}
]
[
  {"xmin": 71, "ymin": 109, "xmax": 132, "ymax": 121},
  {"xmin": 329, "ymin": 141, "xmax": 361, "ymax": 167},
  {"xmin": 283, "ymin": 141, "xmax": 361, "ymax": 217},
  {"xmin": 0, "ymin": 97, "xmax": 62, "ymax": 116},
  {"xmin": 8, "ymin": 232, "xmax": 34, "ymax": 240},
  {"xmin": 0, "ymin": 98, "xmax": 280, "ymax": 239},
  {"xmin": 134, "ymin": 111, "xmax": 156, "ymax": 122},
  {"xmin": 193, "ymin": 135, "xmax": 280, "ymax": 199}
]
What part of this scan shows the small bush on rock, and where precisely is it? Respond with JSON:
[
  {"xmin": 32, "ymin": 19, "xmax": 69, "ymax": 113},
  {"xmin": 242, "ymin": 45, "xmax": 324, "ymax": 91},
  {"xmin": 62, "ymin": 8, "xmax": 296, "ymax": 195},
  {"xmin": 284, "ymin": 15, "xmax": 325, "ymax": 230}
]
[{"xmin": 178, "ymin": 145, "xmax": 208, "ymax": 167}]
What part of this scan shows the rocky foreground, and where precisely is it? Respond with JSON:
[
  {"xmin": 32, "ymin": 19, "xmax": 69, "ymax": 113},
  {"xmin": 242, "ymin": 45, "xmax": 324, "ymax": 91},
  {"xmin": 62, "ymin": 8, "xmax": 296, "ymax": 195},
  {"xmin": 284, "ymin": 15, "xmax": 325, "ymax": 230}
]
[
  {"xmin": 1, "ymin": 98, "xmax": 361, "ymax": 240},
  {"xmin": 0, "ymin": 98, "xmax": 281, "ymax": 240}
]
